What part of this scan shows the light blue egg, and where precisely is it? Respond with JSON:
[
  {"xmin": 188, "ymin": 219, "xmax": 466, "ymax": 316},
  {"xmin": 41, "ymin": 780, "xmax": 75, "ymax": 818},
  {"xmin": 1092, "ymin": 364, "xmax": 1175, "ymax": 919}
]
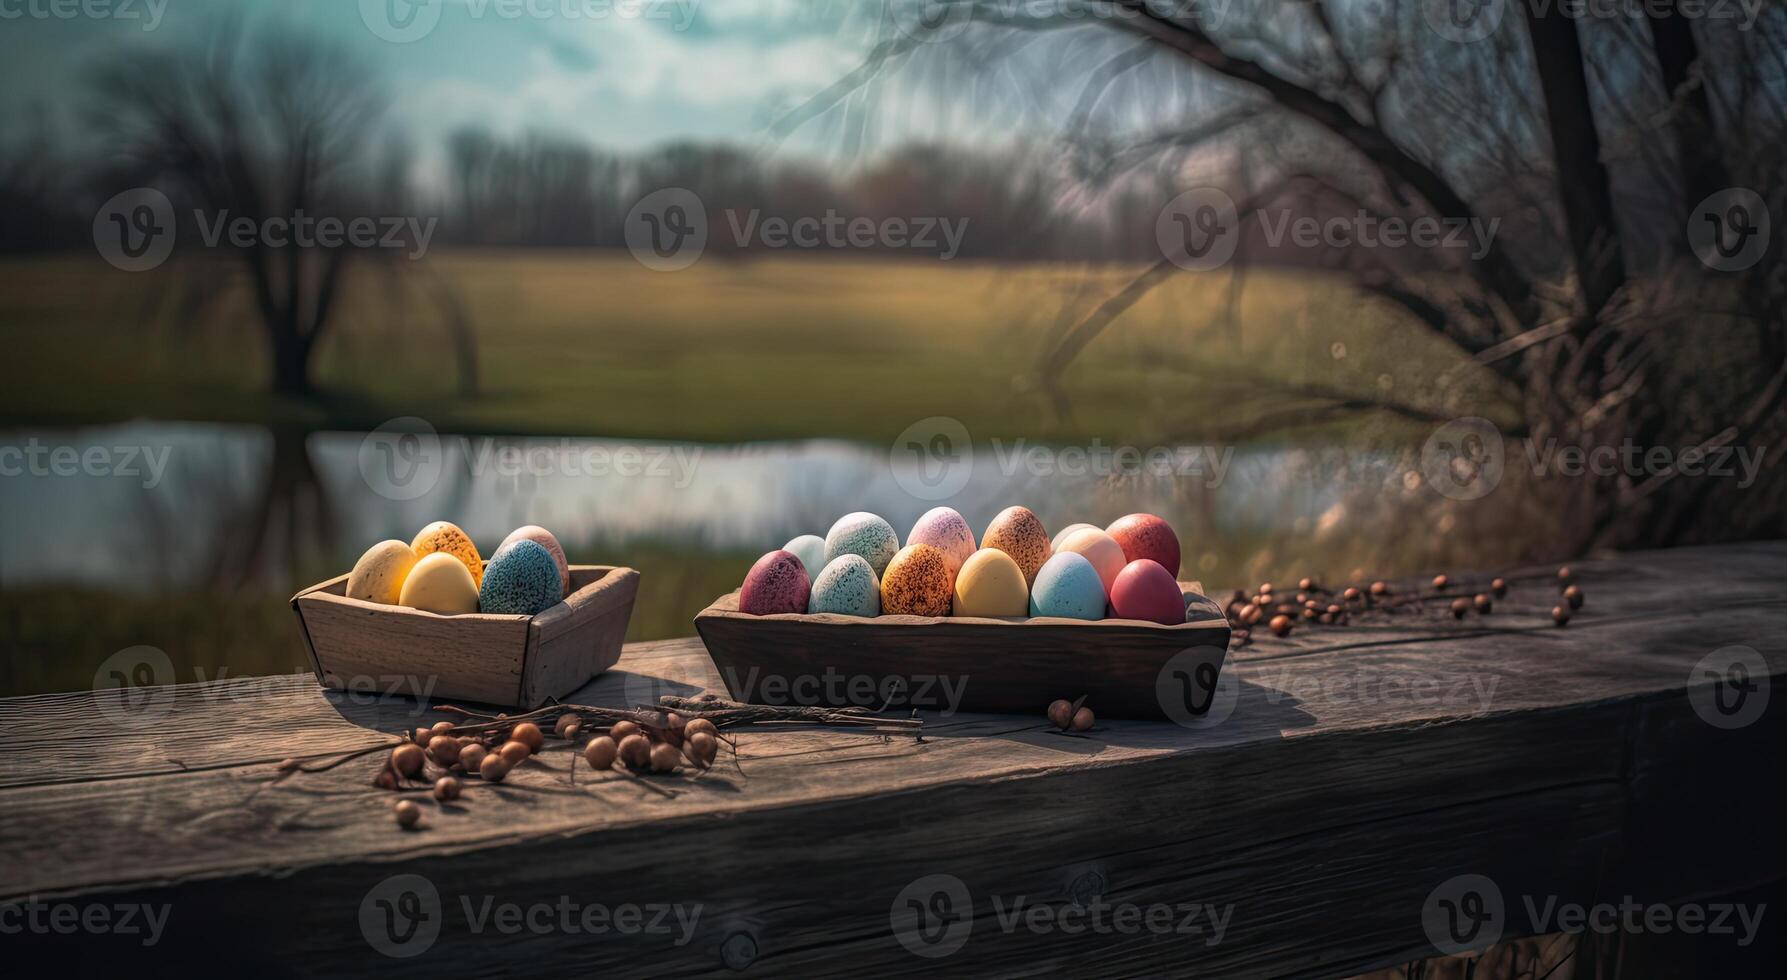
[
  {"xmin": 1029, "ymin": 552, "xmax": 1108, "ymax": 620},
  {"xmin": 824, "ymin": 512, "xmax": 899, "ymax": 576},
  {"xmin": 783, "ymin": 534, "xmax": 828, "ymax": 580},
  {"xmin": 808, "ymin": 554, "xmax": 881, "ymax": 616},
  {"xmin": 479, "ymin": 539, "xmax": 562, "ymax": 616}
]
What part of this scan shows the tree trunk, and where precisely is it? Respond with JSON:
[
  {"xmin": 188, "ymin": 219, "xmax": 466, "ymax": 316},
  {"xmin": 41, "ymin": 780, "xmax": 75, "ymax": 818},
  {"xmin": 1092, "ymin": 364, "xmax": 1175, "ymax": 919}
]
[
  {"xmin": 1520, "ymin": 7, "xmax": 1627, "ymax": 318},
  {"xmin": 1648, "ymin": 5, "xmax": 1728, "ymax": 216}
]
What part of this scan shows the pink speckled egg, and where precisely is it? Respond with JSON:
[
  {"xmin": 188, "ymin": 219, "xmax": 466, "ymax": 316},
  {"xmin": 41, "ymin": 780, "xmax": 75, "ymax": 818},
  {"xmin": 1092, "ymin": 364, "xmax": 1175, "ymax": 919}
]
[
  {"xmin": 500, "ymin": 525, "xmax": 569, "ymax": 597},
  {"xmin": 1056, "ymin": 527, "xmax": 1126, "ymax": 596},
  {"xmin": 739, "ymin": 550, "xmax": 810, "ymax": 615},
  {"xmin": 1106, "ymin": 513, "xmax": 1182, "ymax": 577},
  {"xmin": 906, "ymin": 506, "xmax": 976, "ymax": 574},
  {"xmin": 1108, "ymin": 558, "xmax": 1185, "ymax": 625}
]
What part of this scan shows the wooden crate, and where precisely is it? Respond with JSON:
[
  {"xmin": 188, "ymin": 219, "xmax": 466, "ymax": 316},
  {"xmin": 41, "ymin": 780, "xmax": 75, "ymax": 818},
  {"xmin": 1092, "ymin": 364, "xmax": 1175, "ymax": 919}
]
[
  {"xmin": 291, "ymin": 565, "xmax": 639, "ymax": 708},
  {"xmin": 693, "ymin": 583, "xmax": 1231, "ymax": 719}
]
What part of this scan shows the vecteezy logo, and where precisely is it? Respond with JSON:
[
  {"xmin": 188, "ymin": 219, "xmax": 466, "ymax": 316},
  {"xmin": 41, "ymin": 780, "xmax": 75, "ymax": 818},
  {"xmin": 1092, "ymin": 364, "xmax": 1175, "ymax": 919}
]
[
  {"xmin": 1420, "ymin": 417, "xmax": 1504, "ymax": 501},
  {"xmin": 92, "ymin": 645, "xmax": 176, "ymax": 729},
  {"xmin": 359, "ymin": 0, "xmax": 443, "ymax": 43},
  {"xmin": 360, "ymin": 873, "xmax": 443, "ymax": 958},
  {"xmin": 885, "ymin": 0, "xmax": 974, "ymax": 44},
  {"xmin": 1687, "ymin": 645, "xmax": 1770, "ymax": 730},
  {"xmin": 890, "ymin": 873, "xmax": 973, "ymax": 958},
  {"xmin": 1156, "ymin": 187, "xmax": 1240, "ymax": 272},
  {"xmin": 624, "ymin": 187, "xmax": 708, "ymax": 271},
  {"xmin": 1422, "ymin": 873, "xmax": 1504, "ymax": 955},
  {"xmin": 1421, "ymin": 0, "xmax": 1505, "ymax": 44},
  {"xmin": 1688, "ymin": 188, "xmax": 1771, "ymax": 272},
  {"xmin": 359, "ymin": 417, "xmax": 443, "ymax": 501},
  {"xmin": 1156, "ymin": 646, "xmax": 1239, "ymax": 728},
  {"xmin": 93, "ymin": 188, "xmax": 175, "ymax": 272},
  {"xmin": 890, "ymin": 416, "xmax": 973, "ymax": 501}
]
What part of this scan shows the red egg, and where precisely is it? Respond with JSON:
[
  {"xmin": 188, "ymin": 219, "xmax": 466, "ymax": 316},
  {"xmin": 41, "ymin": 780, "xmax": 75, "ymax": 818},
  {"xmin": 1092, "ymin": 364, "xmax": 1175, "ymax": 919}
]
[
  {"xmin": 739, "ymin": 550, "xmax": 810, "ymax": 615},
  {"xmin": 1106, "ymin": 513, "xmax": 1181, "ymax": 576},
  {"xmin": 1108, "ymin": 559, "xmax": 1185, "ymax": 625}
]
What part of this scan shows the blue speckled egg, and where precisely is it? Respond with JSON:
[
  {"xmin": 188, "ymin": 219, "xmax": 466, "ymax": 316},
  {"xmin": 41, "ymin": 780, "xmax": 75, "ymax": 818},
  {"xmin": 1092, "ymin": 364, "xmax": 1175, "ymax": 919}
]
[
  {"xmin": 1028, "ymin": 551, "xmax": 1108, "ymax": 620},
  {"xmin": 782, "ymin": 534, "xmax": 828, "ymax": 580},
  {"xmin": 824, "ymin": 512, "xmax": 899, "ymax": 575},
  {"xmin": 808, "ymin": 554, "xmax": 881, "ymax": 616},
  {"xmin": 479, "ymin": 539, "xmax": 563, "ymax": 616}
]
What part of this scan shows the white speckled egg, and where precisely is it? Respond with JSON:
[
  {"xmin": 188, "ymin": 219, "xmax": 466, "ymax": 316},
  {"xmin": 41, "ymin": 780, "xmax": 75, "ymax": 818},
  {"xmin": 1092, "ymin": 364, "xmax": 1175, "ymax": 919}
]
[
  {"xmin": 824, "ymin": 512, "xmax": 899, "ymax": 575},
  {"xmin": 808, "ymin": 554, "xmax": 881, "ymax": 616},
  {"xmin": 782, "ymin": 534, "xmax": 829, "ymax": 580}
]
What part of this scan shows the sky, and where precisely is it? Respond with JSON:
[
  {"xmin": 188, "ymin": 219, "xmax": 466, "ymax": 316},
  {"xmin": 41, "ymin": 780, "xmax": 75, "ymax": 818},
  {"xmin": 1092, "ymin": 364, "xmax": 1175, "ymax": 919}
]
[{"xmin": 0, "ymin": 0, "xmax": 931, "ymax": 187}]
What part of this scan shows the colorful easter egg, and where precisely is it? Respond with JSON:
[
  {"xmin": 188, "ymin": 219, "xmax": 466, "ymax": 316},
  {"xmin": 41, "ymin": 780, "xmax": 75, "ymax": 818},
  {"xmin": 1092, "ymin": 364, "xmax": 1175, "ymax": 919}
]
[
  {"xmin": 1028, "ymin": 552, "xmax": 1108, "ymax": 620},
  {"xmin": 1050, "ymin": 523, "xmax": 1096, "ymax": 553},
  {"xmin": 411, "ymin": 521, "xmax": 482, "ymax": 585},
  {"xmin": 1106, "ymin": 513, "xmax": 1182, "ymax": 577},
  {"xmin": 1056, "ymin": 527, "xmax": 1126, "ymax": 596},
  {"xmin": 1108, "ymin": 558, "xmax": 1186, "ymax": 625},
  {"xmin": 479, "ymin": 540, "xmax": 564, "ymax": 616},
  {"xmin": 981, "ymin": 505, "xmax": 1050, "ymax": 586},
  {"xmin": 906, "ymin": 506, "xmax": 976, "ymax": 574},
  {"xmin": 880, "ymin": 543, "xmax": 954, "ymax": 616},
  {"xmin": 808, "ymin": 554, "xmax": 881, "ymax": 616},
  {"xmin": 782, "ymin": 534, "xmax": 829, "ymax": 580},
  {"xmin": 398, "ymin": 552, "xmax": 480, "ymax": 615},
  {"xmin": 499, "ymin": 525, "xmax": 569, "ymax": 597},
  {"xmin": 346, "ymin": 539, "xmax": 417, "ymax": 606},
  {"xmin": 824, "ymin": 512, "xmax": 899, "ymax": 576},
  {"xmin": 740, "ymin": 550, "xmax": 810, "ymax": 615},
  {"xmin": 951, "ymin": 547, "xmax": 1028, "ymax": 617}
]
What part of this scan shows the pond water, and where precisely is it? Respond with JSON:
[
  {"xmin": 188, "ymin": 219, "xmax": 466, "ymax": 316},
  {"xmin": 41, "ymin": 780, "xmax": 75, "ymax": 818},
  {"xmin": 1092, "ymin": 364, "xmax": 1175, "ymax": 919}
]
[{"xmin": 0, "ymin": 421, "xmax": 1411, "ymax": 696}]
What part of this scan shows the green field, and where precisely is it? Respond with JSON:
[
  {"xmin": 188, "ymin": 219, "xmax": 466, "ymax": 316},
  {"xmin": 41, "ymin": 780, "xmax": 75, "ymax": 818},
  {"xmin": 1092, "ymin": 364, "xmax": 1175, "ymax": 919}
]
[{"xmin": 0, "ymin": 250, "xmax": 1511, "ymax": 442}]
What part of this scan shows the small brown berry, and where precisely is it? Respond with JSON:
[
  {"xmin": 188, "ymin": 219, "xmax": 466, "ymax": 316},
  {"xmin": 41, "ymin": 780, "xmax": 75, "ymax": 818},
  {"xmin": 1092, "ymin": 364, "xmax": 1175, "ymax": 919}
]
[
  {"xmin": 498, "ymin": 740, "xmax": 530, "ymax": 765},
  {"xmin": 1552, "ymin": 605, "xmax": 1571, "ymax": 626},
  {"xmin": 618, "ymin": 733, "xmax": 651, "ymax": 769},
  {"xmin": 1450, "ymin": 598, "xmax": 1470, "ymax": 619},
  {"xmin": 1302, "ymin": 607, "xmax": 1319, "ymax": 620},
  {"xmin": 1433, "ymin": 574, "xmax": 1450, "ymax": 590},
  {"xmin": 585, "ymin": 736, "xmax": 618, "ymax": 770},
  {"xmin": 374, "ymin": 770, "xmax": 397, "ymax": 791},
  {"xmin": 1557, "ymin": 566, "xmax": 1574, "ymax": 584},
  {"xmin": 432, "ymin": 776, "xmax": 461, "ymax": 802},
  {"xmin": 1369, "ymin": 581, "xmax": 1389, "ymax": 597},
  {"xmin": 1269, "ymin": 614, "xmax": 1293, "ymax": 637},
  {"xmin": 1491, "ymin": 577, "xmax": 1508, "ymax": 597},
  {"xmin": 427, "ymin": 735, "xmax": 460, "ymax": 764},
  {"xmin": 554, "ymin": 713, "xmax": 581, "ymax": 738},
  {"xmin": 413, "ymin": 727, "xmax": 432, "ymax": 746},
  {"xmin": 1259, "ymin": 582, "xmax": 1274, "ymax": 595},
  {"xmin": 479, "ymin": 754, "xmax": 511, "ymax": 782},
  {"xmin": 459, "ymin": 744, "xmax": 487, "ymax": 772},
  {"xmin": 394, "ymin": 799, "xmax": 421, "ymax": 828},
  {"xmin": 1343, "ymin": 587, "xmax": 1362, "ymax": 602},
  {"xmin": 649, "ymin": 742, "xmax": 679, "ymax": 773},
  {"xmin": 1318, "ymin": 613, "xmax": 1333, "ymax": 624},
  {"xmin": 1070, "ymin": 706, "xmax": 1095, "ymax": 732},
  {"xmin": 684, "ymin": 718, "xmax": 718, "ymax": 739},
  {"xmin": 610, "ymin": 720, "xmax": 641, "ymax": 741},
  {"xmin": 687, "ymin": 731, "xmax": 718, "ymax": 767},
  {"xmin": 1295, "ymin": 592, "xmax": 1310, "ymax": 604},
  {"xmin": 510, "ymin": 722, "xmax": 544, "ymax": 753},
  {"xmin": 1563, "ymin": 585, "xmax": 1584, "ymax": 609},
  {"xmin": 391, "ymin": 743, "xmax": 425, "ymax": 777},
  {"xmin": 431, "ymin": 721, "xmax": 455, "ymax": 737},
  {"xmin": 1239, "ymin": 603, "xmax": 1261, "ymax": 625},
  {"xmin": 1046, "ymin": 699, "xmax": 1074, "ymax": 729},
  {"xmin": 1299, "ymin": 577, "xmax": 1317, "ymax": 591},
  {"xmin": 1473, "ymin": 594, "xmax": 1493, "ymax": 614}
]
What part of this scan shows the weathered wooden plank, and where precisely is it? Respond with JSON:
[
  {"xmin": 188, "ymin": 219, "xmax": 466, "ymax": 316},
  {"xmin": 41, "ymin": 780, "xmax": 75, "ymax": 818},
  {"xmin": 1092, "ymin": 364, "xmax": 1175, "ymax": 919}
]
[{"xmin": 0, "ymin": 543, "xmax": 1781, "ymax": 977}]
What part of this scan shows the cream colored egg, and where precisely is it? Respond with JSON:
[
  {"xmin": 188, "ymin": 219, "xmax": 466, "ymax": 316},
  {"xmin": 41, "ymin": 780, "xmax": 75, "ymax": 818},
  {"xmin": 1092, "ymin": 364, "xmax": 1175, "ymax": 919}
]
[
  {"xmin": 411, "ymin": 521, "xmax": 482, "ymax": 585},
  {"xmin": 952, "ymin": 548, "xmax": 1029, "ymax": 618},
  {"xmin": 346, "ymin": 540, "xmax": 418, "ymax": 606},
  {"xmin": 398, "ymin": 552, "xmax": 481, "ymax": 615},
  {"xmin": 1057, "ymin": 527, "xmax": 1126, "ymax": 595}
]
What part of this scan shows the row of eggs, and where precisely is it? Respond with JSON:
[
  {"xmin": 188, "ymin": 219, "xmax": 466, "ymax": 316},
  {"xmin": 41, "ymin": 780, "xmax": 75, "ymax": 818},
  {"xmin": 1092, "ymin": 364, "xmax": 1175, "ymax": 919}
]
[
  {"xmin": 346, "ymin": 522, "xmax": 572, "ymax": 617},
  {"xmin": 740, "ymin": 507, "xmax": 1188, "ymax": 624}
]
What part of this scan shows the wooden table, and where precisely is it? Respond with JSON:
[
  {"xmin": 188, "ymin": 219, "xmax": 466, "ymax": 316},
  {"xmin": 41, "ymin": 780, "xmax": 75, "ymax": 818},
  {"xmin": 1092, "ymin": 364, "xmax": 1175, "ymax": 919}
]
[{"xmin": 2, "ymin": 543, "xmax": 1782, "ymax": 976}]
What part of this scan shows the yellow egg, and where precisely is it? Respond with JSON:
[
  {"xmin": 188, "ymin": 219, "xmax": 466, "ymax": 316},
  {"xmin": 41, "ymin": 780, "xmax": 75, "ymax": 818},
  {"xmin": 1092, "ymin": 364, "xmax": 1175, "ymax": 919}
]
[
  {"xmin": 952, "ymin": 548, "xmax": 1029, "ymax": 617},
  {"xmin": 346, "ymin": 540, "xmax": 418, "ymax": 605},
  {"xmin": 981, "ymin": 505, "xmax": 1051, "ymax": 587},
  {"xmin": 411, "ymin": 521, "xmax": 482, "ymax": 585},
  {"xmin": 880, "ymin": 543, "xmax": 955, "ymax": 616},
  {"xmin": 398, "ymin": 552, "xmax": 480, "ymax": 615}
]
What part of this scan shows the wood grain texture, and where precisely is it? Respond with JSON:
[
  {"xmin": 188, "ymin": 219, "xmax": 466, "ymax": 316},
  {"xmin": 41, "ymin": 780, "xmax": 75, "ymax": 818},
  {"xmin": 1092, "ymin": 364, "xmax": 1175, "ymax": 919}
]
[
  {"xmin": 694, "ymin": 582, "xmax": 1231, "ymax": 717},
  {"xmin": 2, "ymin": 543, "xmax": 1782, "ymax": 978},
  {"xmin": 292, "ymin": 565, "xmax": 638, "ymax": 708}
]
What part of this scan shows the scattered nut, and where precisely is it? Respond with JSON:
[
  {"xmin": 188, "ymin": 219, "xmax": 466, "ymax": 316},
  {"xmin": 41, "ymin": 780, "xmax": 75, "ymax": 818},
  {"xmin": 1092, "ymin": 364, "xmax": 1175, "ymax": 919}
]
[
  {"xmin": 1552, "ymin": 605, "xmax": 1571, "ymax": 627},
  {"xmin": 1450, "ymin": 598, "xmax": 1470, "ymax": 619},
  {"xmin": 427, "ymin": 735, "xmax": 460, "ymax": 765},
  {"xmin": 1070, "ymin": 706, "xmax": 1095, "ymax": 732},
  {"xmin": 1433, "ymin": 574, "xmax": 1450, "ymax": 590},
  {"xmin": 1369, "ymin": 581, "xmax": 1389, "ymax": 597},
  {"xmin": 1557, "ymin": 566, "xmax": 1574, "ymax": 584},
  {"xmin": 1563, "ymin": 585, "xmax": 1584, "ymax": 609},
  {"xmin": 374, "ymin": 769, "xmax": 397, "ymax": 791},
  {"xmin": 479, "ymin": 754, "xmax": 512, "ymax": 782},
  {"xmin": 391, "ymin": 744, "xmax": 425, "ymax": 778},
  {"xmin": 1299, "ymin": 577, "xmax": 1317, "ymax": 591},
  {"xmin": 498, "ymin": 740, "xmax": 530, "ymax": 765},
  {"xmin": 683, "ymin": 718, "xmax": 719, "ymax": 740},
  {"xmin": 394, "ymin": 799, "xmax": 421, "ymax": 829},
  {"xmin": 584, "ymin": 736, "xmax": 618, "ymax": 770},
  {"xmin": 458, "ymin": 744, "xmax": 487, "ymax": 772},
  {"xmin": 1490, "ymin": 577, "xmax": 1508, "ymax": 597},
  {"xmin": 432, "ymin": 776, "xmax": 461, "ymax": 802},
  {"xmin": 1046, "ymin": 699, "xmax": 1074, "ymax": 729},
  {"xmin": 618, "ymin": 733, "xmax": 651, "ymax": 769},
  {"xmin": 649, "ymin": 742, "xmax": 679, "ymax": 773},
  {"xmin": 687, "ymin": 731, "xmax": 718, "ymax": 767},
  {"xmin": 1473, "ymin": 594, "xmax": 1493, "ymax": 614},
  {"xmin": 554, "ymin": 714, "xmax": 582, "ymax": 738},
  {"xmin": 1269, "ymin": 614, "xmax": 1293, "ymax": 637},
  {"xmin": 610, "ymin": 720, "xmax": 641, "ymax": 741},
  {"xmin": 1343, "ymin": 587, "xmax": 1362, "ymax": 602},
  {"xmin": 510, "ymin": 722, "xmax": 544, "ymax": 753}
]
